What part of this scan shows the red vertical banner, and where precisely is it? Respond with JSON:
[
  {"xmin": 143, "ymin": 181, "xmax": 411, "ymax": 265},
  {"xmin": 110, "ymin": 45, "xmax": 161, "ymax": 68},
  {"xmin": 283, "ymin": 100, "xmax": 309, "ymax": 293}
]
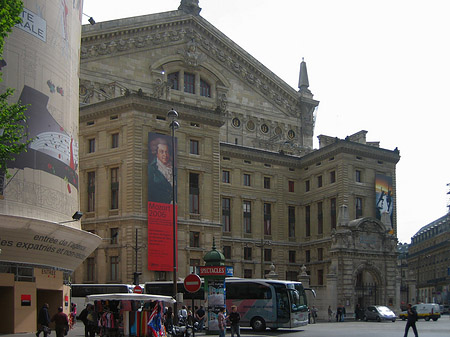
[{"xmin": 148, "ymin": 202, "xmax": 177, "ymax": 271}]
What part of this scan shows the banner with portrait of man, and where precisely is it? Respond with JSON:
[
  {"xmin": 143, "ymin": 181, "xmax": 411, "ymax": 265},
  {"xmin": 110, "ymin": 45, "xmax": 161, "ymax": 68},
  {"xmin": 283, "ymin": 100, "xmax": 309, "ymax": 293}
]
[{"xmin": 147, "ymin": 133, "xmax": 177, "ymax": 271}]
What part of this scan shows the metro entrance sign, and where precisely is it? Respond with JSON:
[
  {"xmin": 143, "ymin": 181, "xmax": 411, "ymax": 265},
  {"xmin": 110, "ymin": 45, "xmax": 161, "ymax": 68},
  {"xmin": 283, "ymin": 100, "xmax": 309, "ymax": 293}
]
[{"xmin": 184, "ymin": 273, "xmax": 201, "ymax": 293}]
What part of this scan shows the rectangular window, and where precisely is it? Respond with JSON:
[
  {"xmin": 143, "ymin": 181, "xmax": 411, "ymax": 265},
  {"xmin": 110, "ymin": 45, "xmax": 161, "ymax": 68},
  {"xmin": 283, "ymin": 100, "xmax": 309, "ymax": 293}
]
[
  {"xmin": 200, "ymin": 79, "xmax": 211, "ymax": 97},
  {"xmin": 356, "ymin": 197, "xmax": 363, "ymax": 218},
  {"xmin": 318, "ymin": 269, "xmax": 324, "ymax": 285},
  {"xmin": 110, "ymin": 168, "xmax": 119, "ymax": 210},
  {"xmin": 189, "ymin": 173, "xmax": 200, "ymax": 214},
  {"xmin": 243, "ymin": 173, "xmax": 251, "ymax": 186},
  {"xmin": 244, "ymin": 269, "xmax": 252, "ymax": 278},
  {"xmin": 189, "ymin": 259, "xmax": 201, "ymax": 274},
  {"xmin": 168, "ymin": 72, "xmax": 179, "ymax": 90},
  {"xmin": 288, "ymin": 206, "xmax": 295, "ymax": 238},
  {"xmin": 264, "ymin": 203, "xmax": 271, "ymax": 235},
  {"xmin": 110, "ymin": 256, "xmax": 119, "ymax": 281},
  {"xmin": 222, "ymin": 170, "xmax": 230, "ymax": 183},
  {"xmin": 189, "ymin": 231, "xmax": 200, "ymax": 247},
  {"xmin": 110, "ymin": 228, "xmax": 119, "ymax": 244},
  {"xmin": 331, "ymin": 198, "xmax": 337, "ymax": 229},
  {"xmin": 306, "ymin": 250, "xmax": 311, "ymax": 263},
  {"xmin": 318, "ymin": 201, "xmax": 323, "ymax": 234},
  {"xmin": 305, "ymin": 205, "xmax": 311, "ymax": 237},
  {"xmin": 87, "ymin": 171, "xmax": 95, "ymax": 212},
  {"xmin": 264, "ymin": 177, "xmax": 271, "ymax": 189},
  {"xmin": 88, "ymin": 138, "xmax": 95, "ymax": 153},
  {"xmin": 286, "ymin": 271, "xmax": 298, "ymax": 281},
  {"xmin": 86, "ymin": 257, "xmax": 95, "ymax": 282},
  {"xmin": 317, "ymin": 175, "xmax": 323, "ymax": 188},
  {"xmin": 288, "ymin": 180, "xmax": 295, "ymax": 192},
  {"xmin": 305, "ymin": 180, "xmax": 310, "ymax": 192},
  {"xmin": 112, "ymin": 133, "xmax": 119, "ymax": 148},
  {"xmin": 184, "ymin": 72, "xmax": 195, "ymax": 94},
  {"xmin": 330, "ymin": 170, "xmax": 336, "ymax": 183},
  {"xmin": 244, "ymin": 247, "xmax": 252, "ymax": 260},
  {"xmin": 243, "ymin": 201, "xmax": 251, "ymax": 233},
  {"xmin": 222, "ymin": 198, "xmax": 231, "ymax": 232},
  {"xmin": 356, "ymin": 169, "xmax": 362, "ymax": 183},
  {"xmin": 289, "ymin": 250, "xmax": 296, "ymax": 263},
  {"xmin": 223, "ymin": 246, "xmax": 231, "ymax": 259},
  {"xmin": 264, "ymin": 248, "xmax": 272, "ymax": 262},
  {"xmin": 318, "ymin": 248, "xmax": 323, "ymax": 261},
  {"xmin": 155, "ymin": 271, "xmax": 167, "ymax": 281},
  {"xmin": 190, "ymin": 139, "xmax": 199, "ymax": 155}
]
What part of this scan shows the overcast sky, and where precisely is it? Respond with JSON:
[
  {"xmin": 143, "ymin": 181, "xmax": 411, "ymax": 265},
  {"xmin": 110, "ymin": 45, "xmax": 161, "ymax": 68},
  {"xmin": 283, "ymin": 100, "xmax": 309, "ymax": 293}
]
[{"xmin": 82, "ymin": 0, "xmax": 450, "ymax": 243}]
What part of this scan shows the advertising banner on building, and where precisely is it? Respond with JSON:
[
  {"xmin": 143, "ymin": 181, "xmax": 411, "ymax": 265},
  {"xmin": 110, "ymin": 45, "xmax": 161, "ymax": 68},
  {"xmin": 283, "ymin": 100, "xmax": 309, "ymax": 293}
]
[
  {"xmin": 375, "ymin": 174, "xmax": 394, "ymax": 232},
  {"xmin": 147, "ymin": 133, "xmax": 177, "ymax": 271}
]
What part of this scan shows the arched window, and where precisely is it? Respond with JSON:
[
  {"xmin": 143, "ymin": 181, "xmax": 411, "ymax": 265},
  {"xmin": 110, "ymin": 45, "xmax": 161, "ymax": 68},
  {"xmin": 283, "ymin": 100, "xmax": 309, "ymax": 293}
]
[{"xmin": 184, "ymin": 72, "xmax": 195, "ymax": 94}]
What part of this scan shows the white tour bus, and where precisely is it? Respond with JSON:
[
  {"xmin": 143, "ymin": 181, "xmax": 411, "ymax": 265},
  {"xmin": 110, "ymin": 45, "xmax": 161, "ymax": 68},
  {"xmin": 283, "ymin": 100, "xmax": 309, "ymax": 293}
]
[
  {"xmin": 145, "ymin": 278, "xmax": 310, "ymax": 331},
  {"xmin": 71, "ymin": 284, "xmax": 135, "ymax": 309}
]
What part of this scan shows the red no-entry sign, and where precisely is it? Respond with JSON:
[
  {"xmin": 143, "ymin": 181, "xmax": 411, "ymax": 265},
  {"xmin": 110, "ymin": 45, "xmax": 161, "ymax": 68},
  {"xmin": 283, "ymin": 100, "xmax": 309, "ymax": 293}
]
[
  {"xmin": 184, "ymin": 274, "xmax": 201, "ymax": 293},
  {"xmin": 133, "ymin": 285, "xmax": 143, "ymax": 294}
]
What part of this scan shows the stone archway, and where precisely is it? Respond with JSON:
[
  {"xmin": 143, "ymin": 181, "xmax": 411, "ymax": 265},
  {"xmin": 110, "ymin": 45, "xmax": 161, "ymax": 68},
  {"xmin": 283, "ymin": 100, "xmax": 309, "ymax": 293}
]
[{"xmin": 354, "ymin": 264, "xmax": 383, "ymax": 308}]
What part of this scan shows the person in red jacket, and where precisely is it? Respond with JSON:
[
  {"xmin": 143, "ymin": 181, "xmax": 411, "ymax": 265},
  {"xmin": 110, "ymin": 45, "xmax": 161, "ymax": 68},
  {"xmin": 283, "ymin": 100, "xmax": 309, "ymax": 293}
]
[{"xmin": 51, "ymin": 307, "xmax": 69, "ymax": 337}]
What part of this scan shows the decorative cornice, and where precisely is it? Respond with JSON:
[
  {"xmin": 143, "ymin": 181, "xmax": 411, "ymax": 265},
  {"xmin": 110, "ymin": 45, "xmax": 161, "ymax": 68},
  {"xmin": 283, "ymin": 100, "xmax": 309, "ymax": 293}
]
[{"xmin": 80, "ymin": 93, "xmax": 225, "ymax": 127}]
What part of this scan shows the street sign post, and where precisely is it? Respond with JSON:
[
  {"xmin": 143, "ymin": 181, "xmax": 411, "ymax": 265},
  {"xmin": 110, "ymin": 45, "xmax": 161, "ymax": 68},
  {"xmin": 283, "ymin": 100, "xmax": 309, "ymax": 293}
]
[{"xmin": 184, "ymin": 273, "xmax": 201, "ymax": 293}]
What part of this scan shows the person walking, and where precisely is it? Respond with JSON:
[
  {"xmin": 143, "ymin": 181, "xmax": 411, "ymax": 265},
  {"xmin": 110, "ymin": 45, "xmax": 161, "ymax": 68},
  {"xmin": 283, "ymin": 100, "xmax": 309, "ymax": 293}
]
[
  {"xmin": 227, "ymin": 305, "xmax": 240, "ymax": 337},
  {"xmin": 36, "ymin": 303, "xmax": 51, "ymax": 337},
  {"xmin": 51, "ymin": 307, "xmax": 69, "ymax": 337},
  {"xmin": 77, "ymin": 304, "xmax": 90, "ymax": 337},
  {"xmin": 218, "ymin": 307, "xmax": 226, "ymax": 337},
  {"xmin": 403, "ymin": 303, "xmax": 419, "ymax": 337},
  {"xmin": 327, "ymin": 306, "xmax": 333, "ymax": 322},
  {"xmin": 311, "ymin": 306, "xmax": 318, "ymax": 323}
]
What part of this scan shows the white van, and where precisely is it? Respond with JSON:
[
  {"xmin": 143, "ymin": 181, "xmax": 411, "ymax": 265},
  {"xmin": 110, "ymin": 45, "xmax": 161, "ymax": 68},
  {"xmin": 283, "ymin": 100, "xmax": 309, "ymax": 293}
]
[{"xmin": 400, "ymin": 303, "xmax": 441, "ymax": 321}]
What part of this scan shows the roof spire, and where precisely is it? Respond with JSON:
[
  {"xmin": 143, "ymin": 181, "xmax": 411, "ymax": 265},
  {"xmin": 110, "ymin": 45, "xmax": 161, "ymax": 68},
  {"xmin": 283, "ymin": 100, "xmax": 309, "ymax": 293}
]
[
  {"xmin": 298, "ymin": 58, "xmax": 311, "ymax": 94},
  {"xmin": 179, "ymin": 0, "xmax": 202, "ymax": 15}
]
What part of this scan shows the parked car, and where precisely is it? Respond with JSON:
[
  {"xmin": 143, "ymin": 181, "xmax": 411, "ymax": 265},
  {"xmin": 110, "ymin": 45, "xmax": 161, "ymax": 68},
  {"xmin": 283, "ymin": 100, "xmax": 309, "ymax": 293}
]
[
  {"xmin": 399, "ymin": 303, "xmax": 441, "ymax": 321},
  {"xmin": 364, "ymin": 305, "xmax": 396, "ymax": 322}
]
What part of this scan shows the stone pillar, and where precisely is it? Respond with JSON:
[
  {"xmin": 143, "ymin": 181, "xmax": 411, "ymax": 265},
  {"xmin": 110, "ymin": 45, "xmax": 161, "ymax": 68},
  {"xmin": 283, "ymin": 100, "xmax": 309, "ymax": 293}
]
[{"xmin": 326, "ymin": 261, "xmax": 338, "ymax": 321}]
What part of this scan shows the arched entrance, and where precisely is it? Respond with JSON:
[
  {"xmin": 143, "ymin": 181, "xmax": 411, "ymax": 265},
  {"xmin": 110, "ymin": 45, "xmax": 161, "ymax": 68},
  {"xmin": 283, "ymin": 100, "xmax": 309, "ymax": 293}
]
[{"xmin": 355, "ymin": 268, "xmax": 381, "ymax": 308}]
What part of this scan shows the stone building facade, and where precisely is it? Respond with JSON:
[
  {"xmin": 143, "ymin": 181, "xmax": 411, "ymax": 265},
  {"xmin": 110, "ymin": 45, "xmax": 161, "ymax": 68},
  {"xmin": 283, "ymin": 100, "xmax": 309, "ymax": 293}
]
[
  {"xmin": 74, "ymin": 1, "xmax": 401, "ymax": 316},
  {"xmin": 406, "ymin": 214, "xmax": 450, "ymax": 306}
]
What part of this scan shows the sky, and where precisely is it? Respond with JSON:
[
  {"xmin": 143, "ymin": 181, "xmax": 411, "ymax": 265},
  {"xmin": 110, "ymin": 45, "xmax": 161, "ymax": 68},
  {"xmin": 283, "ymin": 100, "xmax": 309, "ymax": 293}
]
[{"xmin": 82, "ymin": 0, "xmax": 450, "ymax": 243}]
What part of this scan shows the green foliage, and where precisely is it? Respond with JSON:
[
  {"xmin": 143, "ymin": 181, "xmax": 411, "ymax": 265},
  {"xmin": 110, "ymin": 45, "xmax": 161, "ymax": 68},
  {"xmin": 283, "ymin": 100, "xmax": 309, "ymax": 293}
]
[
  {"xmin": 0, "ymin": 88, "xmax": 31, "ymax": 176},
  {"xmin": 0, "ymin": 0, "xmax": 24, "ymax": 56},
  {"xmin": 0, "ymin": 1, "xmax": 29, "ymax": 179}
]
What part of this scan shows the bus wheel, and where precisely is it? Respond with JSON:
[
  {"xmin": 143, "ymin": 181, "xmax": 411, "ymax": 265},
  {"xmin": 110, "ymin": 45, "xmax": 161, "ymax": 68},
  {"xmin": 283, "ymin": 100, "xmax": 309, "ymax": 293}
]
[
  {"xmin": 251, "ymin": 317, "xmax": 266, "ymax": 332},
  {"xmin": 425, "ymin": 317, "xmax": 430, "ymax": 321}
]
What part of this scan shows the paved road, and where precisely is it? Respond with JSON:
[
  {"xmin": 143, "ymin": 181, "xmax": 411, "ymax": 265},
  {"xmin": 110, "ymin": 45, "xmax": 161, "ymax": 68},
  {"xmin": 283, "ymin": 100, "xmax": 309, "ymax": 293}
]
[{"xmin": 2, "ymin": 316, "xmax": 449, "ymax": 337}]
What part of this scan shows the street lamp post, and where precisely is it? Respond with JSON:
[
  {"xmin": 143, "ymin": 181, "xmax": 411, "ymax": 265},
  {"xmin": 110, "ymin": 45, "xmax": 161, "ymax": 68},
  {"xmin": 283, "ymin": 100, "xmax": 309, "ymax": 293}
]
[{"xmin": 168, "ymin": 108, "xmax": 179, "ymax": 317}]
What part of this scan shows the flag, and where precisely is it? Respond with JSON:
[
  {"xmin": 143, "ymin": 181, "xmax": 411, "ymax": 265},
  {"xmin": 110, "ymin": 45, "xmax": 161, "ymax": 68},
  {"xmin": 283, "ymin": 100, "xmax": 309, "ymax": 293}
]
[{"xmin": 148, "ymin": 302, "xmax": 166, "ymax": 337}]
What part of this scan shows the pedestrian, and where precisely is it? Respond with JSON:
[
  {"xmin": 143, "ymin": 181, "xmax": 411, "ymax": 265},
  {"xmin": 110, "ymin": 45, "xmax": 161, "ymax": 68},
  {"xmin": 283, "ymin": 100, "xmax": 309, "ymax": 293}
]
[
  {"xmin": 164, "ymin": 306, "xmax": 174, "ymax": 333},
  {"xmin": 36, "ymin": 303, "xmax": 51, "ymax": 337},
  {"xmin": 85, "ymin": 304, "xmax": 97, "ymax": 337},
  {"xmin": 218, "ymin": 307, "xmax": 226, "ymax": 337},
  {"xmin": 336, "ymin": 306, "xmax": 342, "ymax": 322},
  {"xmin": 195, "ymin": 305, "xmax": 206, "ymax": 331},
  {"xmin": 327, "ymin": 306, "xmax": 333, "ymax": 322},
  {"xmin": 311, "ymin": 306, "xmax": 318, "ymax": 323},
  {"xmin": 51, "ymin": 307, "xmax": 69, "ymax": 337},
  {"xmin": 403, "ymin": 303, "xmax": 419, "ymax": 337},
  {"xmin": 341, "ymin": 306, "xmax": 346, "ymax": 322},
  {"xmin": 77, "ymin": 304, "xmax": 90, "ymax": 337},
  {"xmin": 227, "ymin": 305, "xmax": 240, "ymax": 337}
]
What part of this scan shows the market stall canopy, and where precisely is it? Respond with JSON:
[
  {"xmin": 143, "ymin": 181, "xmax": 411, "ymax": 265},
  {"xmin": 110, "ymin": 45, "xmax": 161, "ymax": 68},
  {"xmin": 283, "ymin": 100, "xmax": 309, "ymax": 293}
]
[{"xmin": 86, "ymin": 293, "xmax": 176, "ymax": 303}]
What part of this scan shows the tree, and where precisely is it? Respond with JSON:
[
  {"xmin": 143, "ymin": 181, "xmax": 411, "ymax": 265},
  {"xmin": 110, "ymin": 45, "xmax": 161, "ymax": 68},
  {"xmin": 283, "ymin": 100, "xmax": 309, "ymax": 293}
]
[{"xmin": 0, "ymin": 1, "xmax": 31, "ymax": 179}]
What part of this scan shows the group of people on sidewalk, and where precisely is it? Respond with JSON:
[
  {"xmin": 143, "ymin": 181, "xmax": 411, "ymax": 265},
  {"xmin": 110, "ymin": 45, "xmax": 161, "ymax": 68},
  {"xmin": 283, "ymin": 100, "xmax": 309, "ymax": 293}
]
[
  {"xmin": 218, "ymin": 305, "xmax": 241, "ymax": 337},
  {"xmin": 36, "ymin": 304, "xmax": 70, "ymax": 337}
]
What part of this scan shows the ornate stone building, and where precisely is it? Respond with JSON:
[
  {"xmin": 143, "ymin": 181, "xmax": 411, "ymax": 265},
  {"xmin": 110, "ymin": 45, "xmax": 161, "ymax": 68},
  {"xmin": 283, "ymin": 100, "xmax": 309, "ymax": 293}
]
[
  {"xmin": 406, "ymin": 214, "xmax": 450, "ymax": 306},
  {"xmin": 74, "ymin": 1, "xmax": 401, "ymax": 316}
]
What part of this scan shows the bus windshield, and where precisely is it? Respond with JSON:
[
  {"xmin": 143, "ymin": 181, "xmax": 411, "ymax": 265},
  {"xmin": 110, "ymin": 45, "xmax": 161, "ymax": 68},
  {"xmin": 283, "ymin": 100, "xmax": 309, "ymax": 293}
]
[{"xmin": 287, "ymin": 283, "xmax": 308, "ymax": 312}]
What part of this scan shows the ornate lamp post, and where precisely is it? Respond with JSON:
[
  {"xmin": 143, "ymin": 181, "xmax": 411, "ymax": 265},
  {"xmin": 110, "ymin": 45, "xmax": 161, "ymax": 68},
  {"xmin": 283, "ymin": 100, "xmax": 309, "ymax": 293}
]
[{"xmin": 168, "ymin": 108, "xmax": 179, "ymax": 317}]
